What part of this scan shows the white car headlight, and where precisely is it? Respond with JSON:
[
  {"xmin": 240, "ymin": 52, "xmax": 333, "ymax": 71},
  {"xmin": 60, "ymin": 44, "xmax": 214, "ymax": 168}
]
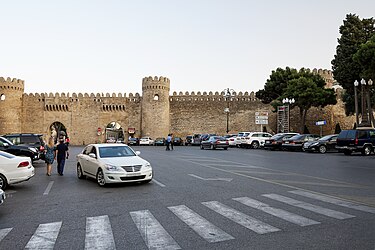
[
  {"xmin": 105, "ymin": 164, "xmax": 122, "ymax": 171},
  {"xmin": 144, "ymin": 162, "xmax": 151, "ymax": 168},
  {"xmin": 28, "ymin": 147, "xmax": 37, "ymax": 153}
]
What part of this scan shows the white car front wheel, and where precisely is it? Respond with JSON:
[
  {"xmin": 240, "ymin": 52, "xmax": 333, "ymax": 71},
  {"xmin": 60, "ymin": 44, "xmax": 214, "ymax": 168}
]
[{"xmin": 96, "ymin": 169, "xmax": 106, "ymax": 187}]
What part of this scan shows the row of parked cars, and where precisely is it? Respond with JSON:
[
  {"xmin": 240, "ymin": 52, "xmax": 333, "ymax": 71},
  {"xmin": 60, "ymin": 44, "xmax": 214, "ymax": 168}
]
[
  {"xmin": 191, "ymin": 127, "xmax": 375, "ymax": 156},
  {"xmin": 128, "ymin": 137, "xmax": 184, "ymax": 146}
]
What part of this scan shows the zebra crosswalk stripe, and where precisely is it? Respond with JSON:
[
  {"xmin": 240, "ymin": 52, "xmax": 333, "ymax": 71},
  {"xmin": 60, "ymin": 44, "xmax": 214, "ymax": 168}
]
[
  {"xmin": 233, "ymin": 197, "xmax": 320, "ymax": 226},
  {"xmin": 0, "ymin": 228, "xmax": 12, "ymax": 242},
  {"xmin": 202, "ymin": 201, "xmax": 280, "ymax": 234},
  {"xmin": 168, "ymin": 205, "xmax": 234, "ymax": 243},
  {"xmin": 85, "ymin": 215, "xmax": 116, "ymax": 250},
  {"xmin": 130, "ymin": 210, "xmax": 181, "ymax": 250},
  {"xmin": 263, "ymin": 194, "xmax": 355, "ymax": 220},
  {"xmin": 24, "ymin": 221, "xmax": 62, "ymax": 249},
  {"xmin": 289, "ymin": 190, "xmax": 375, "ymax": 214}
]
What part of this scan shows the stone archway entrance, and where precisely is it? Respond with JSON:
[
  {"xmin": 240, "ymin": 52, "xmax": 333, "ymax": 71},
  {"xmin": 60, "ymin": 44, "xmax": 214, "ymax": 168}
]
[
  {"xmin": 49, "ymin": 121, "xmax": 68, "ymax": 144},
  {"xmin": 105, "ymin": 121, "xmax": 124, "ymax": 143}
]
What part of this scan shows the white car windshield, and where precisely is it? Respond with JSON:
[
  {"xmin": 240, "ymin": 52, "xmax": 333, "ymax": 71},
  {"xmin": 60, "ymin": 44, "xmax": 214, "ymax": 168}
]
[{"xmin": 99, "ymin": 146, "xmax": 136, "ymax": 158}]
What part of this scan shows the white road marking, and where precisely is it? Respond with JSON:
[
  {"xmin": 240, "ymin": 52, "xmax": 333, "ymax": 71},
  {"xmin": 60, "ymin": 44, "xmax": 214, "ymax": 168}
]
[
  {"xmin": 25, "ymin": 221, "xmax": 62, "ymax": 249},
  {"xmin": 233, "ymin": 197, "xmax": 320, "ymax": 226},
  {"xmin": 85, "ymin": 215, "xmax": 116, "ymax": 250},
  {"xmin": 168, "ymin": 205, "xmax": 234, "ymax": 243},
  {"xmin": 152, "ymin": 179, "xmax": 166, "ymax": 187},
  {"xmin": 289, "ymin": 190, "xmax": 375, "ymax": 214},
  {"xmin": 43, "ymin": 181, "xmax": 54, "ymax": 195},
  {"xmin": 202, "ymin": 201, "xmax": 280, "ymax": 234},
  {"xmin": 189, "ymin": 174, "xmax": 232, "ymax": 182},
  {"xmin": 130, "ymin": 210, "xmax": 181, "ymax": 250},
  {"xmin": 0, "ymin": 228, "xmax": 12, "ymax": 242},
  {"xmin": 263, "ymin": 194, "xmax": 355, "ymax": 220}
]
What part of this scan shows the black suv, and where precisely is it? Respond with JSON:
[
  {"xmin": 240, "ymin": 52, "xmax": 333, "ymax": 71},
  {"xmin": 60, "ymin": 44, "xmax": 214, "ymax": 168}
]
[
  {"xmin": 1, "ymin": 133, "xmax": 45, "ymax": 160},
  {"xmin": 0, "ymin": 136, "xmax": 40, "ymax": 161},
  {"xmin": 336, "ymin": 128, "xmax": 375, "ymax": 155}
]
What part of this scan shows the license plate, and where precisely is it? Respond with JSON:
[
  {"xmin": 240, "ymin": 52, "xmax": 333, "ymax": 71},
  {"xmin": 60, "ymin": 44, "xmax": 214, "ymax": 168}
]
[
  {"xmin": 285, "ymin": 141, "xmax": 289, "ymax": 144},
  {"xmin": 126, "ymin": 172, "xmax": 141, "ymax": 177}
]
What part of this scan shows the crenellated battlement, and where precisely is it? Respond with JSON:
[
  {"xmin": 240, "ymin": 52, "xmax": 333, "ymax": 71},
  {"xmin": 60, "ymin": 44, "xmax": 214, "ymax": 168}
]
[
  {"xmin": 169, "ymin": 91, "xmax": 257, "ymax": 102},
  {"xmin": 23, "ymin": 92, "xmax": 141, "ymax": 99},
  {"xmin": 0, "ymin": 77, "xmax": 24, "ymax": 91},
  {"xmin": 142, "ymin": 76, "xmax": 170, "ymax": 91}
]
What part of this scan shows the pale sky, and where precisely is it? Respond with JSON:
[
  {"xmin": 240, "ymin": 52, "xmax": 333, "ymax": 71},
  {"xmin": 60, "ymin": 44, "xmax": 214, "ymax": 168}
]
[{"xmin": 1, "ymin": 1, "xmax": 374, "ymax": 95}]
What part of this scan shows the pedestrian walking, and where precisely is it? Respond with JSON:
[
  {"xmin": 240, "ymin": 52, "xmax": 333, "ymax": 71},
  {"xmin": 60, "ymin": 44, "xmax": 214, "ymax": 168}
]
[
  {"xmin": 44, "ymin": 137, "xmax": 55, "ymax": 176},
  {"xmin": 166, "ymin": 134, "xmax": 171, "ymax": 150},
  {"xmin": 55, "ymin": 136, "xmax": 69, "ymax": 176},
  {"xmin": 170, "ymin": 133, "xmax": 174, "ymax": 150}
]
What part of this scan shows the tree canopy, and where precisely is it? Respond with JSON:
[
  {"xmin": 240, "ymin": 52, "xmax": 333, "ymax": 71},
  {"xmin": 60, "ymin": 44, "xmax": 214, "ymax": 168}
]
[
  {"xmin": 331, "ymin": 14, "xmax": 375, "ymax": 114},
  {"xmin": 256, "ymin": 68, "xmax": 337, "ymax": 133}
]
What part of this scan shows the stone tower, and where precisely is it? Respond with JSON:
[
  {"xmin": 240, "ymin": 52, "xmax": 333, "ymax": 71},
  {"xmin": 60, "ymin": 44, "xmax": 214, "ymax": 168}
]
[
  {"xmin": 141, "ymin": 76, "xmax": 170, "ymax": 138},
  {"xmin": 0, "ymin": 77, "xmax": 24, "ymax": 135}
]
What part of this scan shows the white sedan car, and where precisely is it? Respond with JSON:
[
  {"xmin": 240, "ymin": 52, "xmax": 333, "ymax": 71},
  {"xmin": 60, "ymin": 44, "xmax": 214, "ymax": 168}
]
[
  {"xmin": 0, "ymin": 151, "xmax": 35, "ymax": 190},
  {"xmin": 76, "ymin": 144, "xmax": 153, "ymax": 187},
  {"xmin": 139, "ymin": 137, "xmax": 154, "ymax": 145}
]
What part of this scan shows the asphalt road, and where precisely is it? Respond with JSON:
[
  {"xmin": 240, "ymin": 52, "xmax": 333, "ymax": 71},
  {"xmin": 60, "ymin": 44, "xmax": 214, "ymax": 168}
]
[{"xmin": 0, "ymin": 145, "xmax": 374, "ymax": 249}]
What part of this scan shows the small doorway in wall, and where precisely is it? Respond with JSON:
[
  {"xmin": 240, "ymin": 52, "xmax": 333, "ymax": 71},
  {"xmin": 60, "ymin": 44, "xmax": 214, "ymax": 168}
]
[{"xmin": 105, "ymin": 121, "xmax": 124, "ymax": 143}]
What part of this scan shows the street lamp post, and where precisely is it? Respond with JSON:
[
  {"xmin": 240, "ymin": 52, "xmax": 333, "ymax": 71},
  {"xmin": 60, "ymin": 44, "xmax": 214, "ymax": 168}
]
[
  {"xmin": 223, "ymin": 88, "xmax": 234, "ymax": 134},
  {"xmin": 354, "ymin": 78, "xmax": 374, "ymax": 127},
  {"xmin": 282, "ymin": 98, "xmax": 295, "ymax": 133}
]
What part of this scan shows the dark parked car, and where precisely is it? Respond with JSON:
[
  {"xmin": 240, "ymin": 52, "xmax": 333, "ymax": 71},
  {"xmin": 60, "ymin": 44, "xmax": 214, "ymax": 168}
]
[
  {"xmin": 185, "ymin": 135, "xmax": 193, "ymax": 146},
  {"xmin": 173, "ymin": 137, "xmax": 183, "ymax": 146},
  {"xmin": 264, "ymin": 133, "xmax": 299, "ymax": 150},
  {"xmin": 281, "ymin": 134, "xmax": 320, "ymax": 151},
  {"xmin": 303, "ymin": 134, "xmax": 338, "ymax": 153},
  {"xmin": 128, "ymin": 137, "xmax": 139, "ymax": 146},
  {"xmin": 0, "ymin": 136, "xmax": 40, "ymax": 161},
  {"xmin": 336, "ymin": 128, "xmax": 375, "ymax": 155},
  {"xmin": 154, "ymin": 137, "xmax": 166, "ymax": 146},
  {"xmin": 200, "ymin": 136, "xmax": 229, "ymax": 150},
  {"xmin": 1, "ymin": 133, "xmax": 45, "ymax": 160}
]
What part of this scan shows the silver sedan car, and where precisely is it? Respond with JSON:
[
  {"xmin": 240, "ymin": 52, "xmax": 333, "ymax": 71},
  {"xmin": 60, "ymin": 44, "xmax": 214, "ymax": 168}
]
[{"xmin": 76, "ymin": 144, "xmax": 153, "ymax": 187}]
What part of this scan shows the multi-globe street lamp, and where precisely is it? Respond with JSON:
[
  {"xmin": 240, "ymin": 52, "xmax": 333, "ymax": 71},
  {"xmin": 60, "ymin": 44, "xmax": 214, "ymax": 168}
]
[
  {"xmin": 354, "ymin": 78, "xmax": 374, "ymax": 127},
  {"xmin": 223, "ymin": 88, "xmax": 235, "ymax": 134},
  {"xmin": 282, "ymin": 97, "xmax": 295, "ymax": 133}
]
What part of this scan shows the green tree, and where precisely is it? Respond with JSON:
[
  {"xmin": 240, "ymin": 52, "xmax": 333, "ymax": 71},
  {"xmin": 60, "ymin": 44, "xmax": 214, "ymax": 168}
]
[
  {"xmin": 353, "ymin": 34, "xmax": 375, "ymax": 80},
  {"xmin": 331, "ymin": 14, "xmax": 375, "ymax": 114},
  {"xmin": 282, "ymin": 77, "xmax": 337, "ymax": 133},
  {"xmin": 256, "ymin": 68, "xmax": 337, "ymax": 133}
]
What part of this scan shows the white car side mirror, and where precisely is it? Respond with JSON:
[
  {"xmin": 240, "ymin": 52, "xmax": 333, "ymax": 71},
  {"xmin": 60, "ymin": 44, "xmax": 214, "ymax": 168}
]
[
  {"xmin": 89, "ymin": 153, "xmax": 96, "ymax": 158},
  {"xmin": 135, "ymin": 151, "xmax": 141, "ymax": 155}
]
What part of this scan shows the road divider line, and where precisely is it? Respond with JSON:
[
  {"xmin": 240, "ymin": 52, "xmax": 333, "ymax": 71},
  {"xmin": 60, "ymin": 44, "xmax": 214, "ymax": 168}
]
[
  {"xmin": 202, "ymin": 201, "xmax": 280, "ymax": 234},
  {"xmin": 85, "ymin": 215, "xmax": 116, "ymax": 250},
  {"xmin": 0, "ymin": 228, "xmax": 12, "ymax": 242},
  {"xmin": 233, "ymin": 197, "xmax": 320, "ymax": 226},
  {"xmin": 289, "ymin": 190, "xmax": 375, "ymax": 214},
  {"xmin": 43, "ymin": 181, "xmax": 54, "ymax": 195},
  {"xmin": 25, "ymin": 221, "xmax": 62, "ymax": 249},
  {"xmin": 168, "ymin": 205, "xmax": 234, "ymax": 243},
  {"xmin": 130, "ymin": 210, "xmax": 181, "ymax": 250},
  {"xmin": 152, "ymin": 179, "xmax": 166, "ymax": 187},
  {"xmin": 263, "ymin": 194, "xmax": 355, "ymax": 220}
]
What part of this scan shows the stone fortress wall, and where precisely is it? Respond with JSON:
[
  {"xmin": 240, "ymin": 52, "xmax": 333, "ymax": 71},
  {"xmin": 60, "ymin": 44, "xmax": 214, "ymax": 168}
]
[{"xmin": 0, "ymin": 69, "xmax": 355, "ymax": 145}]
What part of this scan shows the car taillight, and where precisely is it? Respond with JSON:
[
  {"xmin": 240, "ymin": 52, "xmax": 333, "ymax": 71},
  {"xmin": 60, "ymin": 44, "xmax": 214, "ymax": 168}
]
[
  {"xmin": 355, "ymin": 138, "xmax": 358, "ymax": 145},
  {"xmin": 18, "ymin": 161, "xmax": 30, "ymax": 168},
  {"xmin": 215, "ymin": 140, "xmax": 220, "ymax": 144},
  {"xmin": 40, "ymin": 146, "xmax": 45, "ymax": 151}
]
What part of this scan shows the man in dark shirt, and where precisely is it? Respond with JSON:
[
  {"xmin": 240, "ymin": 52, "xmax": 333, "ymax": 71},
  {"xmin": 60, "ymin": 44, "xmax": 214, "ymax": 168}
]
[{"xmin": 55, "ymin": 137, "xmax": 69, "ymax": 176}]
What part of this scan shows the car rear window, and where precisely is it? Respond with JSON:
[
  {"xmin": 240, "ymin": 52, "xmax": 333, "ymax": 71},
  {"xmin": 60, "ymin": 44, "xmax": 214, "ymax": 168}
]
[
  {"xmin": 338, "ymin": 130, "xmax": 356, "ymax": 139},
  {"xmin": 357, "ymin": 131, "xmax": 368, "ymax": 139},
  {"xmin": 22, "ymin": 135, "xmax": 41, "ymax": 144}
]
